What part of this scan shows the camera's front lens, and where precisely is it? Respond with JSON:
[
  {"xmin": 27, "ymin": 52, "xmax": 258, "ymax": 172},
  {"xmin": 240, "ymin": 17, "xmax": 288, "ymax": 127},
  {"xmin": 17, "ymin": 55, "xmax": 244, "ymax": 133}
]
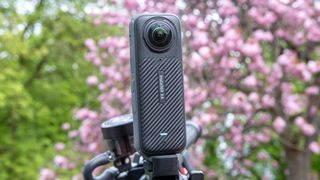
[
  {"xmin": 152, "ymin": 27, "xmax": 168, "ymax": 43},
  {"xmin": 148, "ymin": 22, "xmax": 172, "ymax": 48}
]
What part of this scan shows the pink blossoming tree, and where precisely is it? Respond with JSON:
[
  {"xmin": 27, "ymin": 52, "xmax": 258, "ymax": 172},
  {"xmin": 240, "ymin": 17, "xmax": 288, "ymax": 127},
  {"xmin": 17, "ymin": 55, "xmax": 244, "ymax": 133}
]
[{"xmin": 44, "ymin": 0, "xmax": 320, "ymax": 179}]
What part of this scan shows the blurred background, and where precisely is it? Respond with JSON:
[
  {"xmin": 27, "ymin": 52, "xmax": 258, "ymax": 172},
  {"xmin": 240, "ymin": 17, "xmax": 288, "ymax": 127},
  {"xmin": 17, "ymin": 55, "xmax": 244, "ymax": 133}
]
[{"xmin": 0, "ymin": 0, "xmax": 320, "ymax": 179}]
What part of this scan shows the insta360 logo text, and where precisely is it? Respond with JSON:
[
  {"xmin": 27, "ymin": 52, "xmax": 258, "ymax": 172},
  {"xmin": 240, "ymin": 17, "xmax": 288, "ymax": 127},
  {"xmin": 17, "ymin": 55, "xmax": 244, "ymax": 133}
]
[{"xmin": 158, "ymin": 71, "xmax": 166, "ymax": 103}]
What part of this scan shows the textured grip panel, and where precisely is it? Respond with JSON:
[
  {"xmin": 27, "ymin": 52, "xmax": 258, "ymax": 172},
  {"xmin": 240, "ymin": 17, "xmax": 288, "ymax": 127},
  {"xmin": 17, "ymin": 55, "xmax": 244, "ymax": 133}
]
[{"xmin": 138, "ymin": 56, "xmax": 185, "ymax": 154}]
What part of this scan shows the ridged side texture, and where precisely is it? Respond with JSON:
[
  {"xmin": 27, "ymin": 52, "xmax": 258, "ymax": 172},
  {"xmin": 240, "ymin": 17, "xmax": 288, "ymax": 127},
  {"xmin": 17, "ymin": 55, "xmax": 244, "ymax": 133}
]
[{"xmin": 138, "ymin": 56, "xmax": 185, "ymax": 154}]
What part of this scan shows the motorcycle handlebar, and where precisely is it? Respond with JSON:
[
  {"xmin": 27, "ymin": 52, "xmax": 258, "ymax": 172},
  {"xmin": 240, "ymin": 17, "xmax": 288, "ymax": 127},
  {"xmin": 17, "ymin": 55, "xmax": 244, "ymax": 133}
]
[
  {"xmin": 185, "ymin": 121, "xmax": 202, "ymax": 149},
  {"xmin": 83, "ymin": 152, "xmax": 118, "ymax": 180}
]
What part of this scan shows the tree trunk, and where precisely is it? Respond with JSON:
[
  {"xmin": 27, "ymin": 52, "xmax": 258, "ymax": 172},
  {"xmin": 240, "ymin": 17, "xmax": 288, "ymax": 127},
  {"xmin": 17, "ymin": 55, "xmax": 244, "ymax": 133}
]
[{"xmin": 284, "ymin": 146, "xmax": 311, "ymax": 180}]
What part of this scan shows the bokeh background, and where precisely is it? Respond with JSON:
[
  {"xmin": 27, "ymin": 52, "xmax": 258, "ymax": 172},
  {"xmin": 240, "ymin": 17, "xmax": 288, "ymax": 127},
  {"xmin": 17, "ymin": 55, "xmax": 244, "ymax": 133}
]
[{"xmin": 1, "ymin": 0, "xmax": 320, "ymax": 179}]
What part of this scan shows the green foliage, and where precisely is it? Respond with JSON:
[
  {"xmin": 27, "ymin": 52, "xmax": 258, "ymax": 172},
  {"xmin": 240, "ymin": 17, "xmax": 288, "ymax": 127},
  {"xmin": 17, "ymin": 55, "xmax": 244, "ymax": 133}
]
[
  {"xmin": 0, "ymin": 1, "xmax": 114, "ymax": 179},
  {"xmin": 203, "ymin": 139, "xmax": 226, "ymax": 179},
  {"xmin": 311, "ymin": 154, "xmax": 320, "ymax": 176}
]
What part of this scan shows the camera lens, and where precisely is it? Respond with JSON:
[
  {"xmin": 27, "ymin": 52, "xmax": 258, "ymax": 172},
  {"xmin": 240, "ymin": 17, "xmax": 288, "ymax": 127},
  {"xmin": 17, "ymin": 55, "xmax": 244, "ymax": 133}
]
[
  {"xmin": 146, "ymin": 22, "xmax": 172, "ymax": 50},
  {"xmin": 152, "ymin": 27, "xmax": 169, "ymax": 43}
]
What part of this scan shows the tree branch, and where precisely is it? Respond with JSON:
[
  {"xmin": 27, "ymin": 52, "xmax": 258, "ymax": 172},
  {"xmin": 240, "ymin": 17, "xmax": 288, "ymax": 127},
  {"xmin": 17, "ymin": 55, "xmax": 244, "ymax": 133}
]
[
  {"xmin": 21, "ymin": 0, "xmax": 45, "ymax": 38},
  {"xmin": 24, "ymin": 57, "xmax": 47, "ymax": 87}
]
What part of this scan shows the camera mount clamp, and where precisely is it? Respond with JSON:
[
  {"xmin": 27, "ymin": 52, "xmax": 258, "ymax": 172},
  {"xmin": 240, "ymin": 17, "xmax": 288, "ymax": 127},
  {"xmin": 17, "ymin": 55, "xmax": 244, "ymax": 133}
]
[
  {"xmin": 83, "ymin": 114, "xmax": 204, "ymax": 180},
  {"xmin": 143, "ymin": 154, "xmax": 203, "ymax": 180}
]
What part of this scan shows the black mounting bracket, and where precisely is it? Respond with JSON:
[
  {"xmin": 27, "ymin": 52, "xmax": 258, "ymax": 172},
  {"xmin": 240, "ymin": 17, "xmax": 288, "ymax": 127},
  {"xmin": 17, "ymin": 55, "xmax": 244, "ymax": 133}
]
[{"xmin": 144, "ymin": 154, "xmax": 181, "ymax": 180}]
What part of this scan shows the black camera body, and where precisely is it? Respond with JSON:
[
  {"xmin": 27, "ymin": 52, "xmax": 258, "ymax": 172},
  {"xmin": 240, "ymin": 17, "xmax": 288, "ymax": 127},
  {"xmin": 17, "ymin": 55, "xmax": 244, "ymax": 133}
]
[{"xmin": 129, "ymin": 14, "xmax": 186, "ymax": 156}]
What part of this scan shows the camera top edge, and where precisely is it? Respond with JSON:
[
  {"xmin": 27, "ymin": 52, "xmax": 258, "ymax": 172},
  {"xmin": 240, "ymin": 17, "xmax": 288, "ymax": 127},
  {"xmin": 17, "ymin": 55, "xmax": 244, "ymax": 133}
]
[{"xmin": 131, "ymin": 13, "xmax": 180, "ymax": 23}]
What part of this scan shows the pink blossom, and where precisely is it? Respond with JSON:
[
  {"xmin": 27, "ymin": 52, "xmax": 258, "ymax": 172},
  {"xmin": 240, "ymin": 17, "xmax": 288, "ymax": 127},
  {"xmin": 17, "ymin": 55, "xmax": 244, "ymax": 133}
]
[
  {"xmin": 301, "ymin": 123, "xmax": 316, "ymax": 136},
  {"xmin": 191, "ymin": 31, "xmax": 209, "ymax": 48},
  {"xmin": 198, "ymin": 46, "xmax": 211, "ymax": 60},
  {"xmin": 262, "ymin": 176, "xmax": 272, "ymax": 180},
  {"xmin": 85, "ymin": 52, "xmax": 98, "ymax": 62},
  {"xmin": 54, "ymin": 142, "xmax": 65, "ymax": 151},
  {"xmin": 275, "ymin": 29, "xmax": 287, "ymax": 38},
  {"xmin": 68, "ymin": 130, "xmax": 79, "ymax": 138},
  {"xmin": 282, "ymin": 94, "xmax": 305, "ymax": 115},
  {"xmin": 87, "ymin": 110, "xmax": 98, "ymax": 119},
  {"xmin": 199, "ymin": 113, "xmax": 212, "ymax": 125},
  {"xmin": 94, "ymin": 18, "xmax": 101, "ymax": 26},
  {"xmin": 207, "ymin": 170, "xmax": 217, "ymax": 178},
  {"xmin": 40, "ymin": 168, "xmax": 56, "ymax": 180},
  {"xmin": 196, "ymin": 21, "xmax": 208, "ymax": 30},
  {"xmin": 124, "ymin": 0, "xmax": 139, "ymax": 10},
  {"xmin": 309, "ymin": 142, "xmax": 320, "ymax": 154},
  {"xmin": 273, "ymin": 117, "xmax": 286, "ymax": 133},
  {"xmin": 261, "ymin": 129, "xmax": 272, "ymax": 142},
  {"xmin": 248, "ymin": 92, "xmax": 259, "ymax": 103},
  {"xmin": 221, "ymin": 16, "xmax": 239, "ymax": 32},
  {"xmin": 294, "ymin": 116, "xmax": 305, "ymax": 127},
  {"xmin": 250, "ymin": 56, "xmax": 270, "ymax": 74},
  {"xmin": 99, "ymin": 38, "xmax": 112, "ymax": 49},
  {"xmin": 54, "ymin": 155, "xmax": 69, "ymax": 169},
  {"xmin": 307, "ymin": 26, "xmax": 320, "ymax": 42},
  {"xmin": 219, "ymin": 29, "xmax": 243, "ymax": 50},
  {"xmin": 292, "ymin": 31, "xmax": 306, "ymax": 45},
  {"xmin": 256, "ymin": 132, "xmax": 271, "ymax": 143},
  {"xmin": 281, "ymin": 93, "xmax": 306, "ymax": 115},
  {"xmin": 260, "ymin": 113, "xmax": 272, "ymax": 124},
  {"xmin": 277, "ymin": 50, "xmax": 296, "ymax": 66},
  {"xmin": 98, "ymin": 83, "xmax": 107, "ymax": 91},
  {"xmin": 220, "ymin": 57, "xmax": 239, "ymax": 69},
  {"xmin": 243, "ymin": 75, "xmax": 258, "ymax": 88},
  {"xmin": 233, "ymin": 135, "xmax": 243, "ymax": 144},
  {"xmin": 307, "ymin": 61, "xmax": 320, "ymax": 73},
  {"xmin": 185, "ymin": 14, "xmax": 198, "ymax": 27},
  {"xmin": 248, "ymin": 136, "xmax": 259, "ymax": 147},
  {"xmin": 80, "ymin": 123, "xmax": 93, "ymax": 143},
  {"xmin": 268, "ymin": 64, "xmax": 283, "ymax": 87},
  {"xmin": 231, "ymin": 92, "xmax": 247, "ymax": 108},
  {"xmin": 305, "ymin": 86, "xmax": 319, "ymax": 95},
  {"xmin": 189, "ymin": 53, "xmax": 204, "ymax": 73},
  {"xmin": 61, "ymin": 122, "xmax": 71, "ymax": 130},
  {"xmin": 249, "ymin": 7, "xmax": 277, "ymax": 27},
  {"xmin": 253, "ymin": 30, "xmax": 273, "ymax": 42},
  {"xmin": 74, "ymin": 108, "xmax": 90, "ymax": 120},
  {"xmin": 72, "ymin": 175, "xmax": 82, "ymax": 180},
  {"xmin": 241, "ymin": 42, "xmax": 261, "ymax": 57},
  {"xmin": 291, "ymin": 63, "xmax": 312, "ymax": 81},
  {"xmin": 86, "ymin": 75, "xmax": 99, "ymax": 86},
  {"xmin": 310, "ymin": 105, "xmax": 318, "ymax": 116},
  {"xmin": 84, "ymin": 39, "xmax": 96, "ymax": 51},
  {"xmin": 217, "ymin": 0, "xmax": 239, "ymax": 17},
  {"xmin": 118, "ymin": 49, "xmax": 130, "ymax": 62},
  {"xmin": 92, "ymin": 57, "xmax": 102, "ymax": 66},
  {"xmin": 261, "ymin": 94, "xmax": 275, "ymax": 107},
  {"xmin": 88, "ymin": 142, "xmax": 99, "ymax": 152},
  {"xmin": 244, "ymin": 160, "xmax": 253, "ymax": 167},
  {"xmin": 225, "ymin": 147, "xmax": 235, "ymax": 158},
  {"xmin": 257, "ymin": 152, "xmax": 269, "ymax": 160},
  {"xmin": 281, "ymin": 83, "xmax": 293, "ymax": 93}
]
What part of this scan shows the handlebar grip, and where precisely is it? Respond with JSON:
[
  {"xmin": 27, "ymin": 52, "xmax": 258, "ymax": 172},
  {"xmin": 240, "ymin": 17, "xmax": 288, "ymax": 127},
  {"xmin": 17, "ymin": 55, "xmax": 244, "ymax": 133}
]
[
  {"xmin": 91, "ymin": 167, "xmax": 118, "ymax": 180},
  {"xmin": 83, "ymin": 152, "xmax": 119, "ymax": 180},
  {"xmin": 185, "ymin": 121, "xmax": 202, "ymax": 149}
]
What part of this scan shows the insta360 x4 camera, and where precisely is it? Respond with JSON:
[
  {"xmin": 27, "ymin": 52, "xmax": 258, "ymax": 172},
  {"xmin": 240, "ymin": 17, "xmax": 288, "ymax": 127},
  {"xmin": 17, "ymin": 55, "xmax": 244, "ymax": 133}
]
[{"xmin": 129, "ymin": 14, "xmax": 186, "ymax": 156}]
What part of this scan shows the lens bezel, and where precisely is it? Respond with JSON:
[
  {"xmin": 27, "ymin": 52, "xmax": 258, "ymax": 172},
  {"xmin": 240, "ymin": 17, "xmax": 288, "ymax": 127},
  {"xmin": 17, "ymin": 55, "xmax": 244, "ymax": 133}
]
[{"xmin": 144, "ymin": 18, "xmax": 175, "ymax": 52}]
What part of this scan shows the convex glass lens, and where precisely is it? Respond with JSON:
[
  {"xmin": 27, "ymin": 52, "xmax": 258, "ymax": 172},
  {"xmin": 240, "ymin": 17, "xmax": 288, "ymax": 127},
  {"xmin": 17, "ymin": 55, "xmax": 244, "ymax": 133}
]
[{"xmin": 148, "ymin": 23, "xmax": 172, "ymax": 47}]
